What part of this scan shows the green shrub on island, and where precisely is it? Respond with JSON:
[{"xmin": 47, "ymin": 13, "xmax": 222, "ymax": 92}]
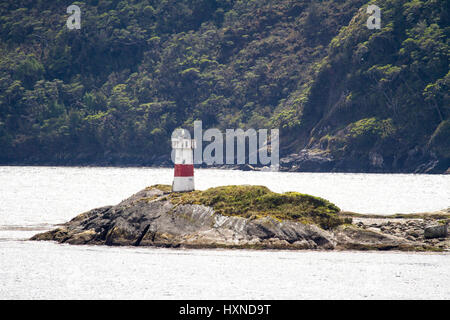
[{"xmin": 162, "ymin": 185, "xmax": 348, "ymax": 229}]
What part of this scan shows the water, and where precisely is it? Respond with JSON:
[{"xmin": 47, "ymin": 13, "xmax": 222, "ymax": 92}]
[{"xmin": 0, "ymin": 166, "xmax": 449, "ymax": 299}]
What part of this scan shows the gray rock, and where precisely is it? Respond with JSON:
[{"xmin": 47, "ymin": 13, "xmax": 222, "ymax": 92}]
[
  {"xmin": 334, "ymin": 225, "xmax": 413, "ymax": 250},
  {"xmin": 406, "ymin": 229, "xmax": 421, "ymax": 238},
  {"xmin": 424, "ymin": 224, "xmax": 448, "ymax": 239},
  {"xmin": 280, "ymin": 150, "xmax": 335, "ymax": 172}
]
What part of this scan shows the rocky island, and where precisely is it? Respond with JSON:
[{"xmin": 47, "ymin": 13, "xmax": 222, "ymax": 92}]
[{"xmin": 31, "ymin": 185, "xmax": 450, "ymax": 252}]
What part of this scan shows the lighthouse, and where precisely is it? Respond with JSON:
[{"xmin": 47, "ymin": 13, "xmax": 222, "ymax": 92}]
[{"xmin": 172, "ymin": 129, "xmax": 196, "ymax": 192}]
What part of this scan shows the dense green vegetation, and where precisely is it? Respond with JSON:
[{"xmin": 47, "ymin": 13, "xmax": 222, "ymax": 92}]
[
  {"xmin": 295, "ymin": 0, "xmax": 450, "ymax": 172},
  {"xmin": 166, "ymin": 185, "xmax": 347, "ymax": 229},
  {"xmin": 0, "ymin": 0, "xmax": 448, "ymax": 171}
]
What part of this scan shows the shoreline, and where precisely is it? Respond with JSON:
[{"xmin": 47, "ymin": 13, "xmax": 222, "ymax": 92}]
[
  {"xmin": 12, "ymin": 238, "xmax": 450, "ymax": 255},
  {"xmin": 1, "ymin": 164, "xmax": 449, "ymax": 176}
]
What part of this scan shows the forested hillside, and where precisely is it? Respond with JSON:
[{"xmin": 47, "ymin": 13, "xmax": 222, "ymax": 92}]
[{"xmin": 0, "ymin": 0, "xmax": 448, "ymax": 172}]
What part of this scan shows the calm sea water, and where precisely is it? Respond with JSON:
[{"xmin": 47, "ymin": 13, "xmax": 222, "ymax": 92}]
[{"xmin": 0, "ymin": 166, "xmax": 449, "ymax": 299}]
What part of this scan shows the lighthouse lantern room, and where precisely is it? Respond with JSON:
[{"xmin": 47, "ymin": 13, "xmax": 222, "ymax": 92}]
[{"xmin": 172, "ymin": 129, "xmax": 196, "ymax": 192}]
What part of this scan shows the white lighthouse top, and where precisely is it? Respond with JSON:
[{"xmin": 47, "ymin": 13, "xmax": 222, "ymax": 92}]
[
  {"xmin": 171, "ymin": 129, "xmax": 196, "ymax": 149},
  {"xmin": 172, "ymin": 138, "xmax": 196, "ymax": 149}
]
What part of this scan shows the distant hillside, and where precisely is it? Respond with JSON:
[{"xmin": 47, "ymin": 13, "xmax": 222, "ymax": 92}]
[{"xmin": 0, "ymin": 0, "xmax": 448, "ymax": 172}]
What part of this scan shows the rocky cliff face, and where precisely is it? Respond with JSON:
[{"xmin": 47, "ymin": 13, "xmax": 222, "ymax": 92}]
[
  {"xmin": 31, "ymin": 186, "xmax": 450, "ymax": 251},
  {"xmin": 278, "ymin": 150, "xmax": 450, "ymax": 174}
]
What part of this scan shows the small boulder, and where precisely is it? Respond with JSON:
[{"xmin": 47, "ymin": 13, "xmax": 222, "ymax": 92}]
[
  {"xmin": 239, "ymin": 164, "xmax": 256, "ymax": 171},
  {"xmin": 66, "ymin": 229, "xmax": 97, "ymax": 245},
  {"xmin": 424, "ymin": 224, "xmax": 448, "ymax": 239},
  {"xmin": 406, "ymin": 229, "xmax": 421, "ymax": 238}
]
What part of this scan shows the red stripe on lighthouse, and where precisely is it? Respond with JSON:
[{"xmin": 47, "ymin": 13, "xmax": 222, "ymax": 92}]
[{"xmin": 174, "ymin": 164, "xmax": 194, "ymax": 177}]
